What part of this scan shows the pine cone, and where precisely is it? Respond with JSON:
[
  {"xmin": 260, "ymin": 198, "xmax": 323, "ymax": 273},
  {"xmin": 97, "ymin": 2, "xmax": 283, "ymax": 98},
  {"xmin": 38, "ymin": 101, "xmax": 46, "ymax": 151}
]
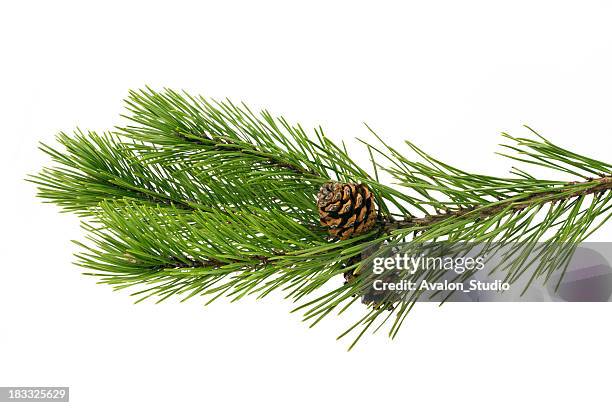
[
  {"xmin": 360, "ymin": 271, "xmax": 400, "ymax": 309},
  {"xmin": 317, "ymin": 182, "xmax": 378, "ymax": 240}
]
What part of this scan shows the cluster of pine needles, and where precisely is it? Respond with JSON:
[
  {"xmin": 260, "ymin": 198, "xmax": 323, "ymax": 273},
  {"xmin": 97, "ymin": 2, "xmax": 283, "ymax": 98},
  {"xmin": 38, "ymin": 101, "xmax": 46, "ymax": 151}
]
[{"xmin": 30, "ymin": 88, "xmax": 612, "ymax": 348}]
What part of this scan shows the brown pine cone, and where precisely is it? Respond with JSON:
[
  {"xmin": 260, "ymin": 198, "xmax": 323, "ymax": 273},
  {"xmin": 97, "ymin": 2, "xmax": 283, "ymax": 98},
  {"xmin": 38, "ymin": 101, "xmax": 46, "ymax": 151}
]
[{"xmin": 317, "ymin": 182, "xmax": 378, "ymax": 240}]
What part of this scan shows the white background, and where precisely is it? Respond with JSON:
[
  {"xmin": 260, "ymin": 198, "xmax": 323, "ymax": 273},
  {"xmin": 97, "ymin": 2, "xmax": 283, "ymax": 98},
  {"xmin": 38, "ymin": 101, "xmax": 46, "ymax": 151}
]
[{"xmin": 2, "ymin": 1, "xmax": 612, "ymax": 407}]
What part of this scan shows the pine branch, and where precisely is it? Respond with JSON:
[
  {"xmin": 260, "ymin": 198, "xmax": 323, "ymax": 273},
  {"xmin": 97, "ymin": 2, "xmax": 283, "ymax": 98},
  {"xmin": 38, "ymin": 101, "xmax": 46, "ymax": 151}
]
[
  {"xmin": 30, "ymin": 130, "xmax": 323, "ymax": 224},
  {"xmin": 74, "ymin": 201, "xmax": 374, "ymax": 304},
  {"xmin": 30, "ymin": 88, "xmax": 612, "ymax": 348},
  {"xmin": 120, "ymin": 87, "xmax": 417, "ymax": 218},
  {"xmin": 383, "ymin": 176, "xmax": 612, "ymax": 232}
]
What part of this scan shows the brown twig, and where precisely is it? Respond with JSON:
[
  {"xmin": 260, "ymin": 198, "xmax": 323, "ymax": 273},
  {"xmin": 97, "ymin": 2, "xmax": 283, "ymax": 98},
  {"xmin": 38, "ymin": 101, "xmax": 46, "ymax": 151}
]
[{"xmin": 382, "ymin": 176, "xmax": 612, "ymax": 232}]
